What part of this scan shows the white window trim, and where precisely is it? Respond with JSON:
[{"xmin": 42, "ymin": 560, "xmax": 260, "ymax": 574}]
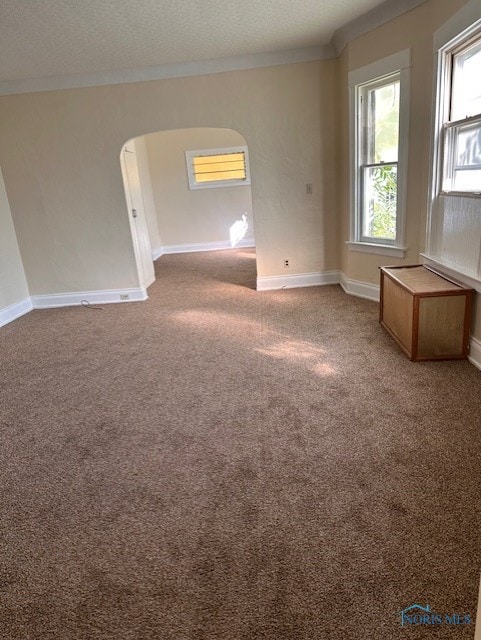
[
  {"xmin": 433, "ymin": 22, "xmax": 481, "ymax": 198},
  {"xmin": 185, "ymin": 146, "xmax": 251, "ymax": 190},
  {"xmin": 348, "ymin": 49, "xmax": 411, "ymax": 256},
  {"xmin": 345, "ymin": 241, "xmax": 407, "ymax": 258},
  {"xmin": 426, "ymin": 9, "xmax": 481, "ymax": 265}
]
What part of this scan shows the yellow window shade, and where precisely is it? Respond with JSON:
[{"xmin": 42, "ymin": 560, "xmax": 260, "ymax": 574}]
[
  {"xmin": 193, "ymin": 152, "xmax": 246, "ymax": 183},
  {"xmin": 186, "ymin": 146, "xmax": 251, "ymax": 190}
]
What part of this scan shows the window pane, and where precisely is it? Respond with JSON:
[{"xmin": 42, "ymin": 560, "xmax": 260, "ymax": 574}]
[
  {"xmin": 194, "ymin": 152, "xmax": 245, "ymax": 166},
  {"xmin": 367, "ymin": 81, "xmax": 400, "ymax": 163},
  {"xmin": 452, "ymin": 168, "xmax": 481, "ymax": 191},
  {"xmin": 443, "ymin": 120, "xmax": 481, "ymax": 192},
  {"xmin": 362, "ymin": 164, "xmax": 398, "ymax": 239},
  {"xmin": 454, "ymin": 121, "xmax": 481, "ymax": 168},
  {"xmin": 193, "ymin": 152, "xmax": 246, "ymax": 183},
  {"xmin": 452, "ymin": 41, "xmax": 481, "ymax": 120},
  {"xmin": 195, "ymin": 169, "xmax": 246, "ymax": 183}
]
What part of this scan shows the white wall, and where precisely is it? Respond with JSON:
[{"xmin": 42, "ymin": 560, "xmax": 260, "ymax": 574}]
[
  {"xmin": 423, "ymin": 0, "xmax": 481, "ymax": 351},
  {"xmin": 338, "ymin": 0, "xmax": 470, "ymax": 287},
  {"xmin": 143, "ymin": 127, "xmax": 254, "ymax": 251},
  {"xmin": 0, "ymin": 167, "xmax": 30, "ymax": 321},
  {"xmin": 0, "ymin": 0, "xmax": 470, "ymax": 314},
  {"xmin": 0, "ymin": 60, "xmax": 338, "ymax": 298},
  {"xmin": 337, "ymin": 0, "xmax": 481, "ymax": 347}
]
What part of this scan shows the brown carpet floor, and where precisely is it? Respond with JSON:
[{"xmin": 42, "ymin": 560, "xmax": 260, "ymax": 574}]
[{"xmin": 0, "ymin": 248, "xmax": 480, "ymax": 639}]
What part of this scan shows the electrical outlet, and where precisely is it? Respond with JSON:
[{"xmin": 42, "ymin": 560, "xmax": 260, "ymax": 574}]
[
  {"xmin": 120, "ymin": 294, "xmax": 130, "ymax": 300},
  {"xmin": 284, "ymin": 259, "xmax": 289, "ymax": 268},
  {"xmin": 306, "ymin": 183, "xmax": 313, "ymax": 195}
]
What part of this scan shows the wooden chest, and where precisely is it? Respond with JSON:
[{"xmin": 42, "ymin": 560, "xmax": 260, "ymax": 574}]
[{"xmin": 379, "ymin": 265, "xmax": 474, "ymax": 361}]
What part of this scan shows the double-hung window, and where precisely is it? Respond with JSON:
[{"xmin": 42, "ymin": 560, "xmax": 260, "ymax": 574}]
[
  {"xmin": 359, "ymin": 74, "xmax": 400, "ymax": 242},
  {"xmin": 424, "ymin": 17, "xmax": 481, "ymax": 283},
  {"xmin": 441, "ymin": 33, "xmax": 481, "ymax": 195},
  {"xmin": 349, "ymin": 51, "xmax": 410, "ymax": 257}
]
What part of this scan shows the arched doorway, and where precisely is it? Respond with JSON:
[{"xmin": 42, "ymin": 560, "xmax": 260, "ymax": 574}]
[{"xmin": 120, "ymin": 127, "xmax": 256, "ymax": 289}]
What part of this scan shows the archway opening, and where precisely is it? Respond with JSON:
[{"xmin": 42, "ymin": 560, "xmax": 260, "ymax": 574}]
[{"xmin": 120, "ymin": 127, "xmax": 256, "ymax": 291}]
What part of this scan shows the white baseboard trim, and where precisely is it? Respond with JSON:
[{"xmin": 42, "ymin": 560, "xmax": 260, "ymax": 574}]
[
  {"xmin": 234, "ymin": 238, "xmax": 256, "ymax": 249},
  {"xmin": 468, "ymin": 336, "xmax": 481, "ymax": 372},
  {"xmin": 31, "ymin": 287, "xmax": 147, "ymax": 309},
  {"xmin": 160, "ymin": 238, "xmax": 256, "ymax": 255},
  {"xmin": 0, "ymin": 297, "xmax": 33, "ymax": 327},
  {"xmin": 152, "ymin": 247, "xmax": 164, "ymax": 261},
  {"xmin": 340, "ymin": 273, "xmax": 380, "ymax": 302},
  {"xmin": 257, "ymin": 270, "xmax": 340, "ymax": 291}
]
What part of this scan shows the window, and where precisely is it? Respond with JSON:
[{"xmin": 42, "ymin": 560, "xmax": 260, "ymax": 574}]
[
  {"xmin": 185, "ymin": 146, "xmax": 251, "ymax": 190},
  {"xmin": 441, "ymin": 32, "xmax": 481, "ymax": 195},
  {"xmin": 348, "ymin": 50, "xmax": 410, "ymax": 257},
  {"xmin": 424, "ymin": 14, "xmax": 481, "ymax": 284},
  {"xmin": 359, "ymin": 75, "xmax": 400, "ymax": 242}
]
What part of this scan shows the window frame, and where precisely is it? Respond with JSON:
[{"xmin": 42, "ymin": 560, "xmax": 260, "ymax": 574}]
[
  {"xmin": 423, "ymin": 7, "xmax": 481, "ymax": 287},
  {"xmin": 185, "ymin": 146, "xmax": 251, "ymax": 190},
  {"xmin": 358, "ymin": 73, "xmax": 400, "ymax": 246},
  {"xmin": 438, "ymin": 29, "xmax": 481, "ymax": 197},
  {"xmin": 347, "ymin": 50, "xmax": 411, "ymax": 258}
]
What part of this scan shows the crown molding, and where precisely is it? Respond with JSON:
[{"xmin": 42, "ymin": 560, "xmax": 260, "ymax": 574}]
[
  {"xmin": 0, "ymin": 45, "xmax": 334, "ymax": 96},
  {"xmin": 332, "ymin": 0, "xmax": 428, "ymax": 56},
  {"xmin": 0, "ymin": 0, "xmax": 430, "ymax": 96},
  {"xmin": 434, "ymin": 0, "xmax": 481, "ymax": 51}
]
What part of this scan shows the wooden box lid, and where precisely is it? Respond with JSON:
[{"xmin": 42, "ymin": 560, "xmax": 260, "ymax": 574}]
[{"xmin": 380, "ymin": 265, "xmax": 472, "ymax": 295}]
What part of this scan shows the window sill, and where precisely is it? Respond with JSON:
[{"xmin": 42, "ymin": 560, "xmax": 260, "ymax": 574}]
[
  {"xmin": 346, "ymin": 241, "xmax": 407, "ymax": 258},
  {"xmin": 188, "ymin": 180, "xmax": 251, "ymax": 190},
  {"xmin": 440, "ymin": 191, "xmax": 481, "ymax": 199}
]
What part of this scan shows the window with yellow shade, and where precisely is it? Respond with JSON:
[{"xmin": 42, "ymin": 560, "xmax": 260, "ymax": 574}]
[{"xmin": 185, "ymin": 146, "xmax": 251, "ymax": 190}]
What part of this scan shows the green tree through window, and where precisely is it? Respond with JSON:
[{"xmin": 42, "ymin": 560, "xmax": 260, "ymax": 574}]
[{"xmin": 360, "ymin": 75, "xmax": 400, "ymax": 242}]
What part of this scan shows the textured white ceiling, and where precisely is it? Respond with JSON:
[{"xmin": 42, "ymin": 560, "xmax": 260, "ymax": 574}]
[{"xmin": 0, "ymin": 0, "xmax": 389, "ymax": 82}]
